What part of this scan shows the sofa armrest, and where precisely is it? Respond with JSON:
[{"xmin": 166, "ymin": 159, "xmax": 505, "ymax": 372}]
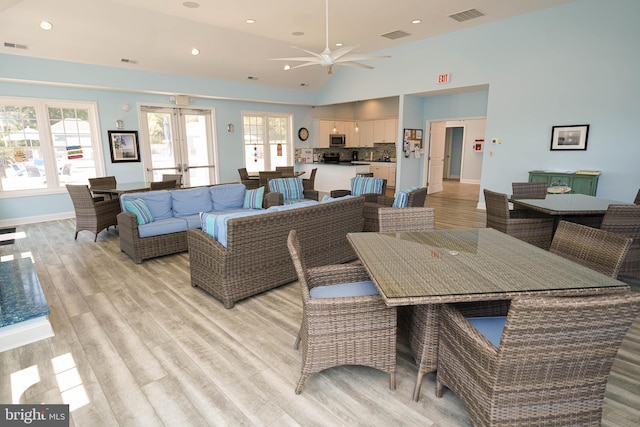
[
  {"xmin": 264, "ymin": 191, "xmax": 283, "ymax": 208},
  {"xmin": 330, "ymin": 189, "xmax": 351, "ymax": 198},
  {"xmin": 303, "ymin": 189, "xmax": 319, "ymax": 201},
  {"xmin": 363, "ymin": 194, "xmax": 393, "ymax": 206}
]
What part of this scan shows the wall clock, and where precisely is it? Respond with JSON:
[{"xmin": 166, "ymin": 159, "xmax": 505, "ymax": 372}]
[{"xmin": 298, "ymin": 127, "xmax": 309, "ymax": 141}]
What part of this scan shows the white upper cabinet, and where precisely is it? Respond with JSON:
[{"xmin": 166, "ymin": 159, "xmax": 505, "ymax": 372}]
[{"xmin": 373, "ymin": 119, "xmax": 398, "ymax": 143}]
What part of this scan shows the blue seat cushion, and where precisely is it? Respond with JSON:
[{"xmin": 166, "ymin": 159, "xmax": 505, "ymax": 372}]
[
  {"xmin": 137, "ymin": 217, "xmax": 188, "ymax": 238},
  {"xmin": 210, "ymin": 183, "xmax": 246, "ymax": 210},
  {"xmin": 467, "ymin": 316, "xmax": 506, "ymax": 348},
  {"xmin": 310, "ymin": 280, "xmax": 379, "ymax": 298},
  {"xmin": 171, "ymin": 187, "xmax": 213, "ymax": 216}
]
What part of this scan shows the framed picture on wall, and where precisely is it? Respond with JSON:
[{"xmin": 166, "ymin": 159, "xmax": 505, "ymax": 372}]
[
  {"xmin": 550, "ymin": 124, "xmax": 589, "ymax": 151},
  {"xmin": 108, "ymin": 130, "xmax": 140, "ymax": 162}
]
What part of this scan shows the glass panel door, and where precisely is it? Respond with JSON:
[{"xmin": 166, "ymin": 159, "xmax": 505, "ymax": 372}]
[{"xmin": 140, "ymin": 106, "xmax": 216, "ymax": 187}]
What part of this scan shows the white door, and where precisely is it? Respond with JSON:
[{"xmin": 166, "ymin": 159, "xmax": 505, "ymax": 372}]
[
  {"xmin": 140, "ymin": 106, "xmax": 217, "ymax": 187},
  {"xmin": 427, "ymin": 121, "xmax": 446, "ymax": 194}
]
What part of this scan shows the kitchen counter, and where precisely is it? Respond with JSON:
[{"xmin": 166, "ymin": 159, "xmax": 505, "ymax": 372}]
[{"xmin": 298, "ymin": 162, "xmax": 370, "ymax": 194}]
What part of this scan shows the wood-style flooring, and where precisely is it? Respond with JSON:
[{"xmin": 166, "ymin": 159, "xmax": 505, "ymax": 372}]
[{"xmin": 1, "ymin": 180, "xmax": 638, "ymax": 426}]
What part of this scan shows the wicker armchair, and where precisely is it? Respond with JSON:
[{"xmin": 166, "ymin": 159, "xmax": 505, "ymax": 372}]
[
  {"xmin": 362, "ymin": 187, "xmax": 427, "ymax": 232},
  {"xmin": 150, "ymin": 180, "xmax": 178, "ymax": 190},
  {"xmin": 286, "ymin": 230, "xmax": 397, "ymax": 394},
  {"xmin": 550, "ymin": 220, "xmax": 631, "ymax": 278},
  {"xmin": 436, "ymin": 293, "xmax": 640, "ymax": 427},
  {"xmin": 600, "ymin": 204, "xmax": 640, "ymax": 279},
  {"xmin": 237, "ymin": 168, "xmax": 259, "ymax": 190},
  {"xmin": 66, "ymin": 184, "xmax": 121, "ymax": 242},
  {"xmin": 377, "ymin": 206, "xmax": 434, "ymax": 233},
  {"xmin": 89, "ymin": 176, "xmax": 117, "ymax": 200},
  {"xmin": 484, "ymin": 189, "xmax": 554, "ymax": 249},
  {"xmin": 510, "ymin": 182, "xmax": 547, "ymax": 199},
  {"xmin": 330, "ymin": 177, "xmax": 387, "ymax": 199},
  {"xmin": 302, "ymin": 168, "xmax": 317, "ymax": 191}
]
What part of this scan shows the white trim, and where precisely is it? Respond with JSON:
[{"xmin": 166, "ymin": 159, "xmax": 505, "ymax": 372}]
[
  {"xmin": 460, "ymin": 178, "xmax": 480, "ymax": 185},
  {"xmin": 0, "ymin": 316, "xmax": 55, "ymax": 353},
  {"xmin": 476, "ymin": 202, "xmax": 486, "ymax": 210},
  {"xmin": 0, "ymin": 211, "xmax": 74, "ymax": 227}
]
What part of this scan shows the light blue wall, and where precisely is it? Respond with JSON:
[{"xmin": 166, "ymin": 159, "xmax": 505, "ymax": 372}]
[
  {"xmin": 397, "ymin": 94, "xmax": 425, "ymax": 190},
  {"xmin": 2, "ymin": 0, "xmax": 639, "ymax": 223}
]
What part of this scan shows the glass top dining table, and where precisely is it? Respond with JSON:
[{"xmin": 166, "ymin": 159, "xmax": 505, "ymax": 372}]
[
  {"xmin": 511, "ymin": 193, "xmax": 628, "ymax": 216},
  {"xmin": 90, "ymin": 181, "xmax": 150, "ymax": 196},
  {"xmin": 347, "ymin": 228, "xmax": 628, "ymax": 306}
]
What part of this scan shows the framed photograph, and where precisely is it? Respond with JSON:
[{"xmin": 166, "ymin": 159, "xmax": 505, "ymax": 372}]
[
  {"xmin": 550, "ymin": 124, "xmax": 589, "ymax": 151},
  {"xmin": 108, "ymin": 130, "xmax": 140, "ymax": 162}
]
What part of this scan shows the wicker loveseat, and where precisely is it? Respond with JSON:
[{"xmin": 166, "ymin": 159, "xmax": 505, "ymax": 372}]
[
  {"xmin": 187, "ymin": 196, "xmax": 365, "ymax": 308},
  {"xmin": 117, "ymin": 183, "xmax": 282, "ymax": 263}
]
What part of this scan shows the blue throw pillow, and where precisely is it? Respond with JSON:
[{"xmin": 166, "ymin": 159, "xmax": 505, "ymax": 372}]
[
  {"xmin": 350, "ymin": 177, "xmax": 384, "ymax": 196},
  {"xmin": 243, "ymin": 186, "xmax": 264, "ymax": 209},
  {"xmin": 199, "ymin": 212, "xmax": 217, "ymax": 237},
  {"xmin": 124, "ymin": 198, "xmax": 154, "ymax": 225},
  {"xmin": 392, "ymin": 191, "xmax": 409, "ymax": 208},
  {"xmin": 268, "ymin": 177, "xmax": 304, "ymax": 201}
]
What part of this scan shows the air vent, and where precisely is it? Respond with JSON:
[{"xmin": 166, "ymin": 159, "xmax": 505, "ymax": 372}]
[
  {"xmin": 449, "ymin": 8, "xmax": 485, "ymax": 22},
  {"xmin": 4, "ymin": 42, "xmax": 28, "ymax": 50},
  {"xmin": 120, "ymin": 58, "xmax": 138, "ymax": 64},
  {"xmin": 381, "ymin": 30, "xmax": 411, "ymax": 40}
]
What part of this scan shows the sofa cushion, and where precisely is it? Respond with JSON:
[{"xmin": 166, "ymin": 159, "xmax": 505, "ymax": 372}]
[
  {"xmin": 210, "ymin": 183, "xmax": 246, "ymax": 210},
  {"xmin": 137, "ymin": 217, "xmax": 188, "ymax": 238},
  {"xmin": 182, "ymin": 213, "xmax": 204, "ymax": 229},
  {"xmin": 268, "ymin": 177, "xmax": 304, "ymax": 201},
  {"xmin": 214, "ymin": 209, "xmax": 271, "ymax": 247},
  {"xmin": 266, "ymin": 200, "xmax": 318, "ymax": 212},
  {"xmin": 310, "ymin": 281, "xmax": 379, "ymax": 298},
  {"xmin": 124, "ymin": 198, "xmax": 154, "ymax": 225},
  {"xmin": 171, "ymin": 187, "xmax": 213, "ymax": 217},
  {"xmin": 243, "ymin": 186, "xmax": 265, "ymax": 209},
  {"xmin": 467, "ymin": 316, "xmax": 506, "ymax": 348},
  {"xmin": 350, "ymin": 177, "xmax": 384, "ymax": 196},
  {"xmin": 121, "ymin": 190, "xmax": 173, "ymax": 220}
]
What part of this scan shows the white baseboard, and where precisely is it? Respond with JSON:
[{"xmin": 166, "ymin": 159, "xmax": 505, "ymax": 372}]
[
  {"xmin": 460, "ymin": 179, "xmax": 481, "ymax": 185},
  {"xmin": 477, "ymin": 202, "xmax": 486, "ymax": 210},
  {"xmin": 0, "ymin": 211, "xmax": 74, "ymax": 228},
  {"xmin": 0, "ymin": 316, "xmax": 55, "ymax": 353}
]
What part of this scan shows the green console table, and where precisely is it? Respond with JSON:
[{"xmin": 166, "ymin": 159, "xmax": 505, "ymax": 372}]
[{"xmin": 528, "ymin": 170, "xmax": 600, "ymax": 196}]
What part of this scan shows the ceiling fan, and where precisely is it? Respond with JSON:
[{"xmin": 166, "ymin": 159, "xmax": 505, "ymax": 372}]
[{"xmin": 270, "ymin": 0, "xmax": 390, "ymax": 74}]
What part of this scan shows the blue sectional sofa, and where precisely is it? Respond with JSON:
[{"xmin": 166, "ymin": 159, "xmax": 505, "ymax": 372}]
[{"xmin": 117, "ymin": 183, "xmax": 279, "ymax": 263}]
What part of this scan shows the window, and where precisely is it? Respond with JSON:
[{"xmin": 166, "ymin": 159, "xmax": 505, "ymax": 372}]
[
  {"xmin": 0, "ymin": 99, "xmax": 103, "ymax": 194},
  {"xmin": 242, "ymin": 113, "xmax": 292, "ymax": 173}
]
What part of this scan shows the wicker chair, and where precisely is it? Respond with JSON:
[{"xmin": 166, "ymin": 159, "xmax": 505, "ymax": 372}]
[
  {"xmin": 275, "ymin": 166, "xmax": 295, "ymax": 177},
  {"xmin": 600, "ymin": 204, "xmax": 640, "ymax": 279},
  {"xmin": 635, "ymin": 189, "xmax": 640, "ymax": 205},
  {"xmin": 376, "ymin": 206, "xmax": 439, "ymax": 402},
  {"xmin": 302, "ymin": 168, "xmax": 317, "ymax": 191},
  {"xmin": 89, "ymin": 176, "xmax": 117, "ymax": 200},
  {"xmin": 484, "ymin": 189, "xmax": 554, "ymax": 249},
  {"xmin": 436, "ymin": 293, "xmax": 640, "ymax": 427},
  {"xmin": 66, "ymin": 184, "xmax": 121, "ymax": 242},
  {"xmin": 237, "ymin": 168, "xmax": 259, "ymax": 190},
  {"xmin": 330, "ymin": 177, "xmax": 387, "ymax": 199},
  {"xmin": 162, "ymin": 174, "xmax": 182, "ymax": 187},
  {"xmin": 258, "ymin": 171, "xmax": 283, "ymax": 190},
  {"xmin": 511, "ymin": 182, "xmax": 547, "ymax": 199},
  {"xmin": 550, "ymin": 220, "xmax": 631, "ymax": 278},
  {"xmin": 150, "ymin": 180, "xmax": 178, "ymax": 190},
  {"xmin": 286, "ymin": 229, "xmax": 397, "ymax": 394},
  {"xmin": 363, "ymin": 187, "xmax": 428, "ymax": 232}
]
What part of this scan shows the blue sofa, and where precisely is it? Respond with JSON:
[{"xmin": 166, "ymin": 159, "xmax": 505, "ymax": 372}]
[{"xmin": 117, "ymin": 183, "xmax": 280, "ymax": 263}]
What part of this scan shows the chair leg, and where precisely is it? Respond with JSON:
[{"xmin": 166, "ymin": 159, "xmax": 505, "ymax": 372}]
[
  {"xmin": 413, "ymin": 372, "xmax": 425, "ymax": 401},
  {"xmin": 93, "ymin": 233, "xmax": 98, "ymax": 242},
  {"xmin": 295, "ymin": 375, "xmax": 307, "ymax": 394},
  {"xmin": 74, "ymin": 231, "xmax": 79, "ymax": 240},
  {"xmin": 389, "ymin": 372, "xmax": 396, "ymax": 391},
  {"xmin": 435, "ymin": 380, "xmax": 443, "ymax": 398},
  {"xmin": 293, "ymin": 335, "xmax": 301, "ymax": 350}
]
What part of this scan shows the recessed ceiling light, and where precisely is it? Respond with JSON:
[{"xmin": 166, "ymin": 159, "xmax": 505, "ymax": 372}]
[
  {"xmin": 335, "ymin": 43, "xmax": 343, "ymax": 47},
  {"xmin": 411, "ymin": 19, "xmax": 422, "ymax": 24},
  {"xmin": 292, "ymin": 31, "xmax": 304, "ymax": 36},
  {"xmin": 191, "ymin": 48, "xmax": 200, "ymax": 56},
  {"xmin": 284, "ymin": 65, "xmax": 291, "ymax": 71},
  {"xmin": 40, "ymin": 21, "xmax": 53, "ymax": 30},
  {"xmin": 246, "ymin": 19, "xmax": 255, "ymax": 24},
  {"xmin": 182, "ymin": 2, "xmax": 200, "ymax": 8}
]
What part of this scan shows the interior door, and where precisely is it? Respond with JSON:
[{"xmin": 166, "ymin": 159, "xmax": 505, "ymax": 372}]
[
  {"xmin": 140, "ymin": 106, "xmax": 216, "ymax": 187},
  {"xmin": 427, "ymin": 121, "xmax": 446, "ymax": 194}
]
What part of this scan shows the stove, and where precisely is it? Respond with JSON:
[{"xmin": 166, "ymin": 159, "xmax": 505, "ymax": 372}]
[{"xmin": 323, "ymin": 153, "xmax": 341, "ymax": 163}]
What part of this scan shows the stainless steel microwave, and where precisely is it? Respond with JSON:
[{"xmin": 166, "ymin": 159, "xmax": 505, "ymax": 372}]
[{"xmin": 330, "ymin": 134, "xmax": 346, "ymax": 147}]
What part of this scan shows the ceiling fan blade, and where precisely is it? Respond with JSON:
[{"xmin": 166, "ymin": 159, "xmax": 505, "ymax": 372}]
[
  {"xmin": 335, "ymin": 54, "xmax": 391, "ymax": 62},
  {"xmin": 335, "ymin": 61, "xmax": 375, "ymax": 70},
  {"xmin": 330, "ymin": 45, "xmax": 358, "ymax": 60},
  {"xmin": 290, "ymin": 62, "xmax": 324, "ymax": 70},
  {"xmin": 269, "ymin": 56, "xmax": 321, "ymax": 62},
  {"xmin": 289, "ymin": 45, "xmax": 326, "ymax": 59}
]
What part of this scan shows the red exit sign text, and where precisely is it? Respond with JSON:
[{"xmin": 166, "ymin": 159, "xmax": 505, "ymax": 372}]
[{"xmin": 437, "ymin": 73, "xmax": 450, "ymax": 84}]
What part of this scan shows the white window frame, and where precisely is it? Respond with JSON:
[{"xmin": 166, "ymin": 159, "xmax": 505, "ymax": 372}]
[{"xmin": 242, "ymin": 111, "xmax": 293, "ymax": 172}]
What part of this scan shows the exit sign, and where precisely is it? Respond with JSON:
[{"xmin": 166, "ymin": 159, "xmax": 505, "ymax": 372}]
[{"xmin": 437, "ymin": 73, "xmax": 450, "ymax": 84}]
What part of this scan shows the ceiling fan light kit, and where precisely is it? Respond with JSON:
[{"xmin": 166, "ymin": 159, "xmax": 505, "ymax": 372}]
[{"xmin": 270, "ymin": 0, "xmax": 390, "ymax": 74}]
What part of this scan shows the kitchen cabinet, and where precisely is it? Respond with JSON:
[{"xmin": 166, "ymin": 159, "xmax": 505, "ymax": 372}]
[
  {"xmin": 528, "ymin": 170, "xmax": 600, "ymax": 196},
  {"xmin": 370, "ymin": 162, "xmax": 396, "ymax": 188},
  {"xmin": 373, "ymin": 119, "xmax": 398, "ymax": 143},
  {"xmin": 313, "ymin": 119, "xmax": 355, "ymax": 148},
  {"xmin": 349, "ymin": 120, "xmax": 374, "ymax": 147}
]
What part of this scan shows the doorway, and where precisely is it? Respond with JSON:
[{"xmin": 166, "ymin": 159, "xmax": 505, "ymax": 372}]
[
  {"xmin": 140, "ymin": 106, "xmax": 217, "ymax": 187},
  {"xmin": 444, "ymin": 126, "xmax": 464, "ymax": 180}
]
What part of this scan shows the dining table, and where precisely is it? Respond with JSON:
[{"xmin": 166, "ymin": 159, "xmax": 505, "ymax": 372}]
[
  {"xmin": 347, "ymin": 228, "xmax": 629, "ymax": 307},
  {"xmin": 90, "ymin": 181, "xmax": 150, "ymax": 197},
  {"xmin": 246, "ymin": 171, "xmax": 305, "ymax": 179},
  {"xmin": 511, "ymin": 193, "xmax": 629, "ymax": 229}
]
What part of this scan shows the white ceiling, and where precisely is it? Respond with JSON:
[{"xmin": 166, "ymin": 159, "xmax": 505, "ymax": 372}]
[{"xmin": 0, "ymin": 0, "xmax": 573, "ymax": 90}]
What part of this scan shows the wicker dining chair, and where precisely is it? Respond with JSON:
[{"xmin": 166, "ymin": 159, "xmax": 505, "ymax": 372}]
[
  {"xmin": 275, "ymin": 166, "xmax": 295, "ymax": 177},
  {"xmin": 510, "ymin": 182, "xmax": 547, "ymax": 199},
  {"xmin": 237, "ymin": 168, "xmax": 259, "ymax": 190},
  {"xmin": 436, "ymin": 293, "xmax": 640, "ymax": 427},
  {"xmin": 150, "ymin": 180, "xmax": 178, "ymax": 190},
  {"xmin": 550, "ymin": 220, "xmax": 631, "ymax": 278},
  {"xmin": 598, "ymin": 204, "xmax": 640, "ymax": 279},
  {"xmin": 377, "ymin": 207, "xmax": 439, "ymax": 402},
  {"xmin": 484, "ymin": 189, "xmax": 554, "ymax": 249},
  {"xmin": 258, "ymin": 171, "xmax": 283, "ymax": 190},
  {"xmin": 162, "ymin": 174, "xmax": 182, "ymax": 187},
  {"xmin": 302, "ymin": 168, "xmax": 317, "ymax": 191},
  {"xmin": 286, "ymin": 229, "xmax": 397, "ymax": 394},
  {"xmin": 89, "ymin": 176, "xmax": 117, "ymax": 200},
  {"xmin": 66, "ymin": 184, "xmax": 121, "ymax": 242}
]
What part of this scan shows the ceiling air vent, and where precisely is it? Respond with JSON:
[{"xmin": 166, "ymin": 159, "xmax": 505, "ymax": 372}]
[
  {"xmin": 381, "ymin": 30, "xmax": 411, "ymax": 40},
  {"xmin": 4, "ymin": 42, "xmax": 28, "ymax": 50},
  {"xmin": 449, "ymin": 8, "xmax": 485, "ymax": 23},
  {"xmin": 120, "ymin": 58, "xmax": 138, "ymax": 64}
]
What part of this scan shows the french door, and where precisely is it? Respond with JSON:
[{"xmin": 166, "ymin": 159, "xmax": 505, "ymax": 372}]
[{"xmin": 140, "ymin": 106, "xmax": 216, "ymax": 187}]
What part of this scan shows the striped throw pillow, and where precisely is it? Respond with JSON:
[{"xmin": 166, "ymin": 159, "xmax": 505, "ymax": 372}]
[
  {"xmin": 243, "ymin": 186, "xmax": 265, "ymax": 209},
  {"xmin": 350, "ymin": 177, "xmax": 384, "ymax": 196},
  {"xmin": 200, "ymin": 212, "xmax": 218, "ymax": 237},
  {"xmin": 124, "ymin": 198, "xmax": 154, "ymax": 225},
  {"xmin": 392, "ymin": 191, "xmax": 409, "ymax": 208},
  {"xmin": 268, "ymin": 177, "xmax": 304, "ymax": 201}
]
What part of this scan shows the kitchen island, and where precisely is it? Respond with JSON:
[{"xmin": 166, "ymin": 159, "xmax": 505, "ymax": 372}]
[{"xmin": 297, "ymin": 162, "xmax": 370, "ymax": 195}]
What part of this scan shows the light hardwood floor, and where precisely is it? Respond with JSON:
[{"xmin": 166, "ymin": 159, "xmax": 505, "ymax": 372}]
[{"xmin": 1, "ymin": 181, "xmax": 638, "ymax": 426}]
